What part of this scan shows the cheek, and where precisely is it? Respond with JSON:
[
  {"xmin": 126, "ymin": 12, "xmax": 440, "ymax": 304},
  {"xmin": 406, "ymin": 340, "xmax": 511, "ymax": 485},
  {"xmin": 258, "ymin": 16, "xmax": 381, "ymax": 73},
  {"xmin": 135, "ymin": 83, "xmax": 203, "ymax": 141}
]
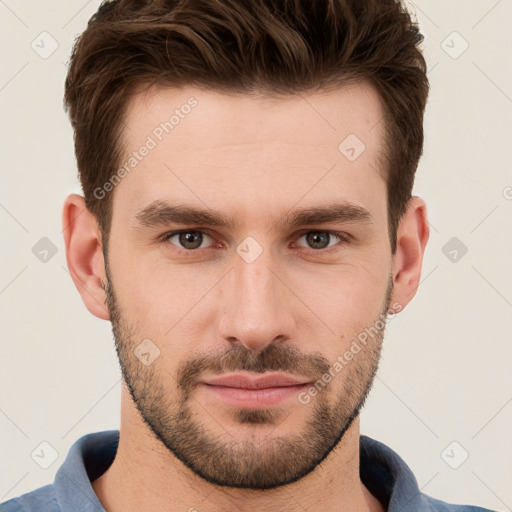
[
  {"xmin": 290, "ymin": 260, "xmax": 390, "ymax": 347},
  {"xmin": 114, "ymin": 257, "xmax": 222, "ymax": 345}
]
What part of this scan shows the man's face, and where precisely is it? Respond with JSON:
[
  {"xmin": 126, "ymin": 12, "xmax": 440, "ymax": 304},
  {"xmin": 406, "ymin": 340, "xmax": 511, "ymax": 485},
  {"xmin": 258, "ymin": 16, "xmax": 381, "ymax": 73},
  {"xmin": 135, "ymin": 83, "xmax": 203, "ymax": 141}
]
[{"xmin": 104, "ymin": 83, "xmax": 395, "ymax": 489}]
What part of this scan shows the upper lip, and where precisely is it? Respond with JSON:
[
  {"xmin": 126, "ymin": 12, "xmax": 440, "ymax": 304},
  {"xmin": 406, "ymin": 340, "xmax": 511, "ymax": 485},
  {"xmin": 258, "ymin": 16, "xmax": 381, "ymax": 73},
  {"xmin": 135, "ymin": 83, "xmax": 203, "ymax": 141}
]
[{"xmin": 201, "ymin": 373, "xmax": 311, "ymax": 389}]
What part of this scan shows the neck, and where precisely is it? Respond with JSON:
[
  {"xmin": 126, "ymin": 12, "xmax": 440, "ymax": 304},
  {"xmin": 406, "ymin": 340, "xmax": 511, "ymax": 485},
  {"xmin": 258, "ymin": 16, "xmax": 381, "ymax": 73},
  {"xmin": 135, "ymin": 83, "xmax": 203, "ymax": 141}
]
[{"xmin": 92, "ymin": 392, "xmax": 384, "ymax": 512}]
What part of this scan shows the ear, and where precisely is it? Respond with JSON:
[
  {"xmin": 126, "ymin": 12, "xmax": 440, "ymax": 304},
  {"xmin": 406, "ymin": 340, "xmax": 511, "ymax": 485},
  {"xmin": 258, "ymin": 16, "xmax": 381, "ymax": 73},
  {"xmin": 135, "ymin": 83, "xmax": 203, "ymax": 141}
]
[
  {"xmin": 389, "ymin": 196, "xmax": 430, "ymax": 313},
  {"xmin": 62, "ymin": 194, "xmax": 110, "ymax": 320}
]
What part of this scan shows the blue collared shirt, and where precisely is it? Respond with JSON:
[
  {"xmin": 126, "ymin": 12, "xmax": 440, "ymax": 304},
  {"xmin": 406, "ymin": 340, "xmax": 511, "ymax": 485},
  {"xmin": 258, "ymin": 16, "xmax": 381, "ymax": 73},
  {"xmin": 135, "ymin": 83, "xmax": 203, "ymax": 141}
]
[{"xmin": 1, "ymin": 430, "xmax": 496, "ymax": 511}]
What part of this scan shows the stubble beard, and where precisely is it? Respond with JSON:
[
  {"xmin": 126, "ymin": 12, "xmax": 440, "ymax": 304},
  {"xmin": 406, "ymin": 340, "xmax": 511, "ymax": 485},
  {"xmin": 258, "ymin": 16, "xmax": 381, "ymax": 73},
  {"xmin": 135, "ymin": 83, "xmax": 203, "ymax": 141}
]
[{"xmin": 104, "ymin": 261, "xmax": 392, "ymax": 490}]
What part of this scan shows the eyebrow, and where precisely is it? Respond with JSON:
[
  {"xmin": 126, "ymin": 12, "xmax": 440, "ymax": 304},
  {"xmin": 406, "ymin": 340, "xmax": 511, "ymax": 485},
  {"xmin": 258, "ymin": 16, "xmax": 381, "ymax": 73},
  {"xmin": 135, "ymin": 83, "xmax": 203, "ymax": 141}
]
[{"xmin": 134, "ymin": 200, "xmax": 374, "ymax": 230}]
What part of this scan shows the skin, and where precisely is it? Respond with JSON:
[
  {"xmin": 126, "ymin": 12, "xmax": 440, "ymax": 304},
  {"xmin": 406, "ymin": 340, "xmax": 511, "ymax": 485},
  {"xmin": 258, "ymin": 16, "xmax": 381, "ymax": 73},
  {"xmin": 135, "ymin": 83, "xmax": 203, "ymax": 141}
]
[{"xmin": 63, "ymin": 81, "xmax": 429, "ymax": 512}]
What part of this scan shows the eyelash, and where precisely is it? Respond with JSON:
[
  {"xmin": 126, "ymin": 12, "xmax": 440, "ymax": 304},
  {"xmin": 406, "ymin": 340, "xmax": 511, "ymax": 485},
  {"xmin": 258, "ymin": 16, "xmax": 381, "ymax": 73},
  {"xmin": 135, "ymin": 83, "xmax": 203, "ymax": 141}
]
[{"xmin": 159, "ymin": 229, "xmax": 351, "ymax": 257}]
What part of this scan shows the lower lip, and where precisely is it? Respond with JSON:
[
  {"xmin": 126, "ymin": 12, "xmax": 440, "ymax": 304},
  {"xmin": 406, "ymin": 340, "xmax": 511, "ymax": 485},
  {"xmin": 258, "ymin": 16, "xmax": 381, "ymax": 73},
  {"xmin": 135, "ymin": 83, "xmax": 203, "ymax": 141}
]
[{"xmin": 200, "ymin": 383, "xmax": 309, "ymax": 408}]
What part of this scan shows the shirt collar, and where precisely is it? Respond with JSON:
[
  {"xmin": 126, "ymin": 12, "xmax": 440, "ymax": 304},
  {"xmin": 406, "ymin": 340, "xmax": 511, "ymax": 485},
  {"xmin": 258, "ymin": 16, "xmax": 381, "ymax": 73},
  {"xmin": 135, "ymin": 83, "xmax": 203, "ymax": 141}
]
[
  {"xmin": 360, "ymin": 434, "xmax": 433, "ymax": 511},
  {"xmin": 54, "ymin": 430, "xmax": 118, "ymax": 511},
  {"xmin": 53, "ymin": 430, "xmax": 428, "ymax": 511}
]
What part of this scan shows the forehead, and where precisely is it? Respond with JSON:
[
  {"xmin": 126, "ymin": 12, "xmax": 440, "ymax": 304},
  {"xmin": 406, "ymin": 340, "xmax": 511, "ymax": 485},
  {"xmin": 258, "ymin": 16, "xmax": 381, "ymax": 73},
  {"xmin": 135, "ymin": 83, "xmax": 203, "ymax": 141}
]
[
  {"xmin": 113, "ymin": 82, "xmax": 387, "ymax": 224},
  {"xmin": 124, "ymin": 82, "xmax": 385, "ymax": 149}
]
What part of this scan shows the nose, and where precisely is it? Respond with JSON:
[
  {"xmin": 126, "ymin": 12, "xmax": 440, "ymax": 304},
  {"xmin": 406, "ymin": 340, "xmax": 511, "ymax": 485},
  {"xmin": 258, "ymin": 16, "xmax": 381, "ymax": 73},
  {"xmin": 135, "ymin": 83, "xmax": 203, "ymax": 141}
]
[{"xmin": 217, "ymin": 249, "xmax": 296, "ymax": 353}]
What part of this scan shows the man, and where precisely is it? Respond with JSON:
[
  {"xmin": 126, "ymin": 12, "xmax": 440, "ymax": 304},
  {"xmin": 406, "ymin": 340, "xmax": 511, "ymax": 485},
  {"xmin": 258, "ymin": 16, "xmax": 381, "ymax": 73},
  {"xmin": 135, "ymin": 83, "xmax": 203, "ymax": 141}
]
[{"xmin": 1, "ymin": 0, "xmax": 497, "ymax": 511}]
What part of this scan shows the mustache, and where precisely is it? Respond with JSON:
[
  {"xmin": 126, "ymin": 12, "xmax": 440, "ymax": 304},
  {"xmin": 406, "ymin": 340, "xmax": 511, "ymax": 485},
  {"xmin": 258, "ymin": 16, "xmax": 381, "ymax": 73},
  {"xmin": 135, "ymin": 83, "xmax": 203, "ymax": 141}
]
[{"xmin": 177, "ymin": 343, "xmax": 331, "ymax": 398}]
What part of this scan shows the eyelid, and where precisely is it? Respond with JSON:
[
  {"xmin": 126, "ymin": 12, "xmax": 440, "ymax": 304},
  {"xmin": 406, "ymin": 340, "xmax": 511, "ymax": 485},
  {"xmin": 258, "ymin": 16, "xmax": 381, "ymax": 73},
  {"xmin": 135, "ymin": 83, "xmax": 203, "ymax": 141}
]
[{"xmin": 292, "ymin": 229, "xmax": 351, "ymax": 243}]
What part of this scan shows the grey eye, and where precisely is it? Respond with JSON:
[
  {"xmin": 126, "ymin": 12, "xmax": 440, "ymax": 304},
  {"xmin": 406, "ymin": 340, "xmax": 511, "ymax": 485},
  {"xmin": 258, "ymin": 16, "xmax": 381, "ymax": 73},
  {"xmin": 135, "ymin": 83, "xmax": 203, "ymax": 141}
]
[
  {"xmin": 168, "ymin": 231, "xmax": 213, "ymax": 250},
  {"xmin": 296, "ymin": 231, "xmax": 341, "ymax": 250}
]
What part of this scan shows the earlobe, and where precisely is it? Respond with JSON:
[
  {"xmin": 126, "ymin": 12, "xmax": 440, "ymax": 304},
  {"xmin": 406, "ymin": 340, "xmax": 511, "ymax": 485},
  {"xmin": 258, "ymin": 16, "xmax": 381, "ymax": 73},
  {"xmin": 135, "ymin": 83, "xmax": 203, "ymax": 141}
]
[
  {"xmin": 62, "ymin": 194, "xmax": 110, "ymax": 321},
  {"xmin": 390, "ymin": 196, "xmax": 430, "ymax": 311}
]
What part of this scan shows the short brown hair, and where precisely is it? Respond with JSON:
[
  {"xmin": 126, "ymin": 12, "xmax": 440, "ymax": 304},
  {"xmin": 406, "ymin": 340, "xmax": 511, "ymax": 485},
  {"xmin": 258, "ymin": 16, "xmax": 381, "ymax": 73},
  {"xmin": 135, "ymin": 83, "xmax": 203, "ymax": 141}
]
[{"xmin": 64, "ymin": 0, "xmax": 429, "ymax": 252}]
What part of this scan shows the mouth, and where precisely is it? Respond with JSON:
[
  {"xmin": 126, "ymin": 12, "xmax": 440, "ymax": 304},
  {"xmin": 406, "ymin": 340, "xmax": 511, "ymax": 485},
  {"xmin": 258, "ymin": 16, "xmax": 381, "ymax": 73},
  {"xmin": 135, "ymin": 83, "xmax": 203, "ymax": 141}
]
[{"xmin": 199, "ymin": 372, "xmax": 312, "ymax": 409}]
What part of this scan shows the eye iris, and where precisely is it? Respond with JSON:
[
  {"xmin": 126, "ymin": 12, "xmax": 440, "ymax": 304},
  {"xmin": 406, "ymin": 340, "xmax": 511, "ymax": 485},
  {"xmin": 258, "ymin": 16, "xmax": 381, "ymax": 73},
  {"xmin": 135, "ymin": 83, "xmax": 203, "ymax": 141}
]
[
  {"xmin": 306, "ymin": 232, "xmax": 330, "ymax": 249},
  {"xmin": 179, "ymin": 232, "xmax": 203, "ymax": 249}
]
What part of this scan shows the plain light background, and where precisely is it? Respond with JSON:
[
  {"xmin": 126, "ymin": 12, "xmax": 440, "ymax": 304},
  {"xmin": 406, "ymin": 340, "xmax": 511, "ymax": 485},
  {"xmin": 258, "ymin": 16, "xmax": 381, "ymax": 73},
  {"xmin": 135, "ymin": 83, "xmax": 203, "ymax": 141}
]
[{"xmin": 1, "ymin": 1, "xmax": 511, "ymax": 510}]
